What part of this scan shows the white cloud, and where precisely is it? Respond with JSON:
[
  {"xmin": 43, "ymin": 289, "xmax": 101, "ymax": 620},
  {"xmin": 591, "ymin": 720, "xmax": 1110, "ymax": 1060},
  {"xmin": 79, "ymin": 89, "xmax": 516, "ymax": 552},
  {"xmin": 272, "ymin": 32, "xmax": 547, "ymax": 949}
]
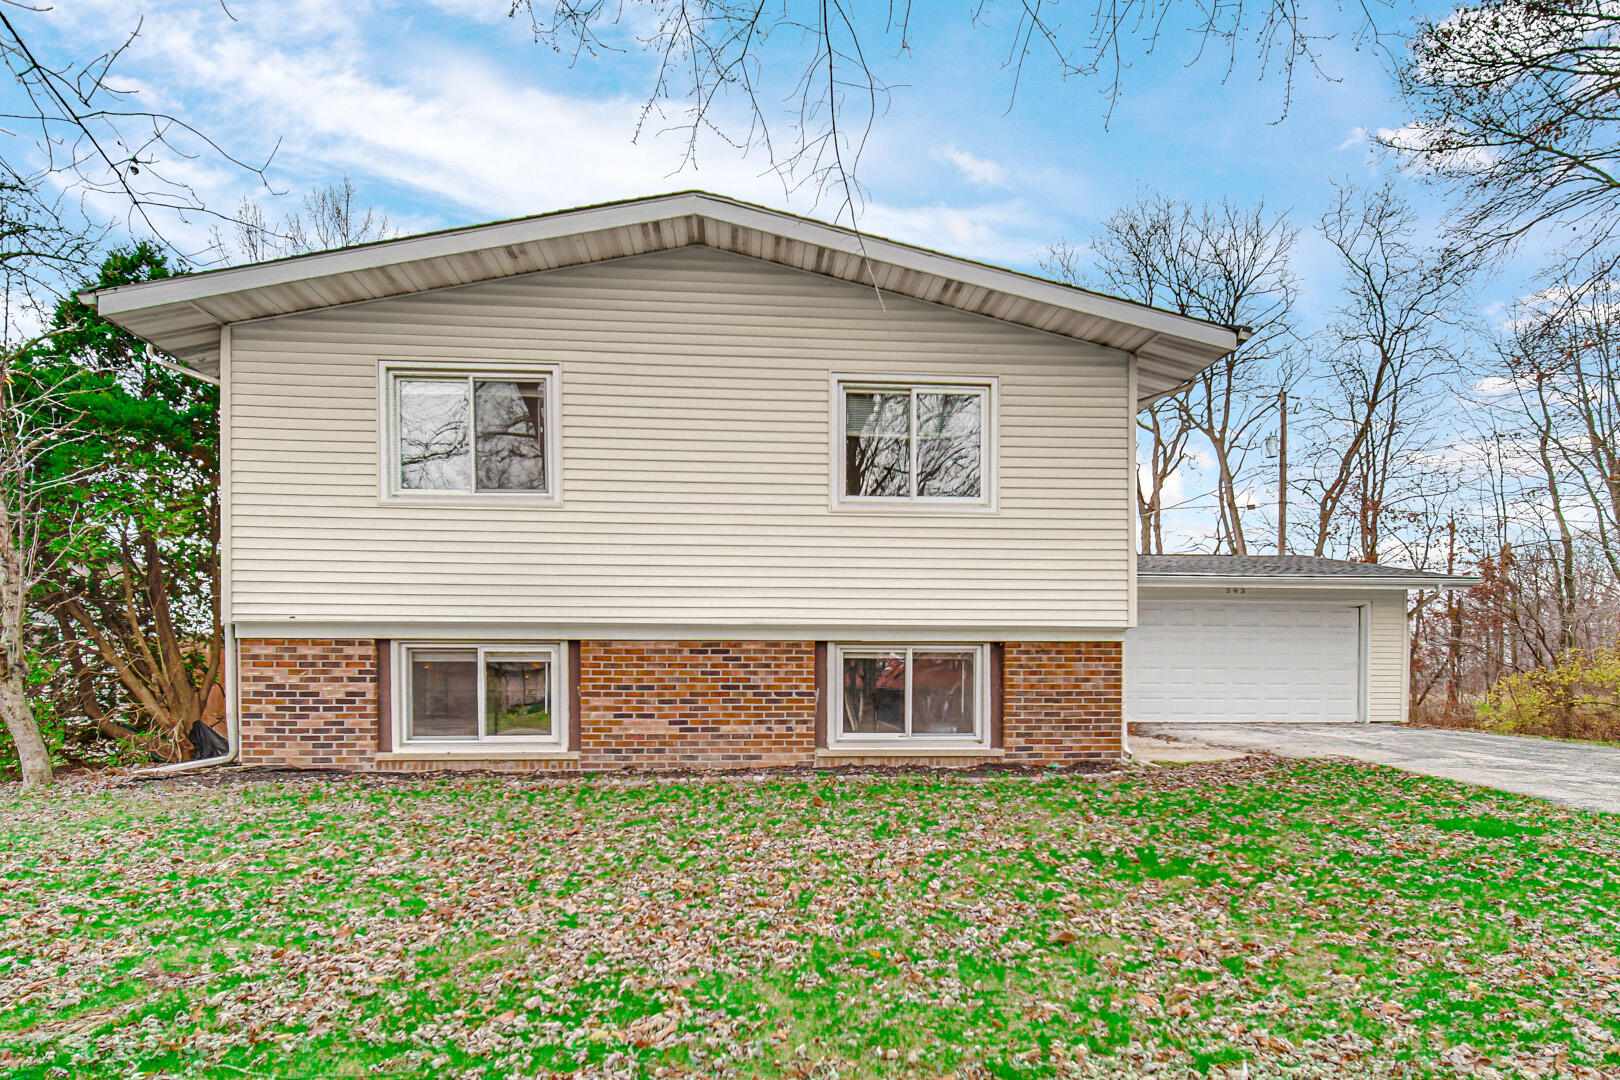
[
  {"xmin": 1470, "ymin": 375, "xmax": 1523, "ymax": 398},
  {"xmin": 37, "ymin": 1, "xmax": 1051, "ymax": 267},
  {"xmin": 1336, "ymin": 127, "xmax": 1369, "ymax": 152},
  {"xmin": 929, "ymin": 144, "xmax": 1008, "ymax": 188},
  {"xmin": 1377, "ymin": 123, "xmax": 1495, "ymax": 174}
]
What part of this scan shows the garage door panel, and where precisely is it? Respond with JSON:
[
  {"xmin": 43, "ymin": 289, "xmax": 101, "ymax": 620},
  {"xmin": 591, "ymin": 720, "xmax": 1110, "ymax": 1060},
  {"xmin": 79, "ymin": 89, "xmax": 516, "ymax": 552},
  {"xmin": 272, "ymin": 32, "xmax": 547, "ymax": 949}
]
[{"xmin": 1127, "ymin": 600, "xmax": 1362, "ymax": 723}]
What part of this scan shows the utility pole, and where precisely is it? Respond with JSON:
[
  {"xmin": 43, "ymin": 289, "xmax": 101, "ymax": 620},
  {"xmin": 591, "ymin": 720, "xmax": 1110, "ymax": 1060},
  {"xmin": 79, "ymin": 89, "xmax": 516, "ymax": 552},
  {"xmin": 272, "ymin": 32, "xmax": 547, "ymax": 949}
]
[
  {"xmin": 1446, "ymin": 514, "xmax": 1460, "ymax": 714},
  {"xmin": 1276, "ymin": 389, "xmax": 1288, "ymax": 555}
]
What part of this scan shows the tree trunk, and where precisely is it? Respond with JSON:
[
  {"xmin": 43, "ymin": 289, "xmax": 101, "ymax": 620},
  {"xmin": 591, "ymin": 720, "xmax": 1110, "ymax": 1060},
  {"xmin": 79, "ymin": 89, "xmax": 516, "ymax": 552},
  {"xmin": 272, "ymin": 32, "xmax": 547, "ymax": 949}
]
[
  {"xmin": 0, "ymin": 666, "xmax": 51, "ymax": 789},
  {"xmin": 0, "ymin": 489, "xmax": 51, "ymax": 789}
]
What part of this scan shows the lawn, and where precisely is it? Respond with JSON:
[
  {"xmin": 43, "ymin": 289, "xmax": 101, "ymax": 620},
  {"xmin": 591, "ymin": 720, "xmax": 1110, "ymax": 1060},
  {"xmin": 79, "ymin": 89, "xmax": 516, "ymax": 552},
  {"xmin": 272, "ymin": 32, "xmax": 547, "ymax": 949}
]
[{"xmin": 2, "ymin": 759, "xmax": 1617, "ymax": 1080}]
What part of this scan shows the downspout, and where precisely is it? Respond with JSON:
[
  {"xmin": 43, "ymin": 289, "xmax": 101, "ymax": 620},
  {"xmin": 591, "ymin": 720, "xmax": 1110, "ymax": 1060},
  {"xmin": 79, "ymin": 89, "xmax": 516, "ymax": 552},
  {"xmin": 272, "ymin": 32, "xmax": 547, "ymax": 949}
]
[
  {"xmin": 137, "ymin": 334, "xmax": 239, "ymax": 774},
  {"xmin": 142, "ymin": 629, "xmax": 239, "ymax": 774}
]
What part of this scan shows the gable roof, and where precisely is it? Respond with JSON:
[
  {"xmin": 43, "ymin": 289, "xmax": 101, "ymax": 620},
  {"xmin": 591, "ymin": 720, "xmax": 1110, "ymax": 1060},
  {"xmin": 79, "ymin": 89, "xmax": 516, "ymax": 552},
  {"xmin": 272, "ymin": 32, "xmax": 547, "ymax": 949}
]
[
  {"xmin": 84, "ymin": 191, "xmax": 1243, "ymax": 403},
  {"xmin": 1138, "ymin": 554, "xmax": 1480, "ymax": 589}
]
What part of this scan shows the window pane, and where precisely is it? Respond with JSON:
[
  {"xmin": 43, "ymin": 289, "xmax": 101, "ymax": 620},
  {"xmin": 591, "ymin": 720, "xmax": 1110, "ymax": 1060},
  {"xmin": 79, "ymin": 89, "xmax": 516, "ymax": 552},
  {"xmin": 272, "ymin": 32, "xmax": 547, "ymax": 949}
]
[
  {"xmin": 841, "ymin": 654, "xmax": 906, "ymax": 735},
  {"xmin": 485, "ymin": 656, "xmax": 553, "ymax": 737},
  {"xmin": 409, "ymin": 649, "xmax": 478, "ymax": 739},
  {"xmin": 398, "ymin": 379, "xmax": 471, "ymax": 491},
  {"xmin": 911, "ymin": 651, "xmax": 976, "ymax": 735},
  {"xmin": 844, "ymin": 391, "xmax": 911, "ymax": 497},
  {"xmin": 474, "ymin": 380, "xmax": 547, "ymax": 491},
  {"xmin": 916, "ymin": 393, "xmax": 982, "ymax": 498}
]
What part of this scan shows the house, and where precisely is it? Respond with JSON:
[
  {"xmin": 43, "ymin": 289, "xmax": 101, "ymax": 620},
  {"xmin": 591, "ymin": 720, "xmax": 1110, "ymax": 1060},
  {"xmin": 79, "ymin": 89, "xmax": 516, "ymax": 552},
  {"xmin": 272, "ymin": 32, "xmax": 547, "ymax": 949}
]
[{"xmin": 84, "ymin": 193, "xmax": 1475, "ymax": 772}]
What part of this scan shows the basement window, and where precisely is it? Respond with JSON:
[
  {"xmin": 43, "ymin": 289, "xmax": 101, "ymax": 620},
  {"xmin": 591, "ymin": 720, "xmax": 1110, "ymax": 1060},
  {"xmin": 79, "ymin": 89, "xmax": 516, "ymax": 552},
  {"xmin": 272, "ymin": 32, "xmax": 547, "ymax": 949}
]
[
  {"xmin": 399, "ymin": 642, "xmax": 566, "ymax": 748},
  {"xmin": 383, "ymin": 362, "xmax": 559, "ymax": 501},
  {"xmin": 830, "ymin": 644, "xmax": 988, "ymax": 749}
]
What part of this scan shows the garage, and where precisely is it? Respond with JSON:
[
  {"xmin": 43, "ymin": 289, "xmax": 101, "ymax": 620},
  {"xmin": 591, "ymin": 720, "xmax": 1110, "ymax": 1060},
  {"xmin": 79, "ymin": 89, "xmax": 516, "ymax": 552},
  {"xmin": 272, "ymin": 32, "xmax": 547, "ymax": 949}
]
[
  {"xmin": 1128, "ymin": 555, "xmax": 1479, "ymax": 725},
  {"xmin": 1127, "ymin": 599, "xmax": 1365, "ymax": 724}
]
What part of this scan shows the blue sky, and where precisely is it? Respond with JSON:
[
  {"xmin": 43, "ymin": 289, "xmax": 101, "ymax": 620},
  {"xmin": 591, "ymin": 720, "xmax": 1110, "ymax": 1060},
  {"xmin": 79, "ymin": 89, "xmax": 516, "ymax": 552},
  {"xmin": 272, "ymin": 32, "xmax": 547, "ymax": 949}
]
[
  {"xmin": 15, "ymin": 0, "xmax": 1557, "ymax": 553},
  {"xmin": 17, "ymin": 0, "xmax": 1538, "ymax": 322}
]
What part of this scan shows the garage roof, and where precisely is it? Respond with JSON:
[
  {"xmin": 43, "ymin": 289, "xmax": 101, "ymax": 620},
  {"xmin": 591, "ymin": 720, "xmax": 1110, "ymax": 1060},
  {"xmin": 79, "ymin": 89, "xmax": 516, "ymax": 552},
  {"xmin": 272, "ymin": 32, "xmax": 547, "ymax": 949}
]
[
  {"xmin": 82, "ymin": 191, "xmax": 1244, "ymax": 404},
  {"xmin": 1138, "ymin": 554, "xmax": 1479, "ymax": 589}
]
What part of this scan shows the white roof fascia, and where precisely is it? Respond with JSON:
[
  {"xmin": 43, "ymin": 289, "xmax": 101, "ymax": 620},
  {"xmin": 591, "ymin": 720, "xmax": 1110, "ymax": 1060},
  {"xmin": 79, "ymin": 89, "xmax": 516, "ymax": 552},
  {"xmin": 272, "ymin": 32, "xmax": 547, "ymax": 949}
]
[
  {"xmin": 87, "ymin": 193, "xmax": 1238, "ymax": 353},
  {"xmin": 1139, "ymin": 575, "xmax": 1481, "ymax": 591},
  {"xmin": 89, "ymin": 193, "xmax": 699, "ymax": 314}
]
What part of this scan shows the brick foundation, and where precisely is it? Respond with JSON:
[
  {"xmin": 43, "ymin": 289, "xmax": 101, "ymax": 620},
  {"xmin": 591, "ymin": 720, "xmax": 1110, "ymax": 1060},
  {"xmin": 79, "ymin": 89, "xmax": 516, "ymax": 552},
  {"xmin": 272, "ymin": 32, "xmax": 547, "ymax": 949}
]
[
  {"xmin": 1002, "ymin": 641, "xmax": 1125, "ymax": 763},
  {"xmin": 234, "ymin": 637, "xmax": 1123, "ymax": 771},
  {"xmin": 237, "ymin": 639, "xmax": 379, "ymax": 768},
  {"xmin": 577, "ymin": 641, "xmax": 818, "ymax": 769}
]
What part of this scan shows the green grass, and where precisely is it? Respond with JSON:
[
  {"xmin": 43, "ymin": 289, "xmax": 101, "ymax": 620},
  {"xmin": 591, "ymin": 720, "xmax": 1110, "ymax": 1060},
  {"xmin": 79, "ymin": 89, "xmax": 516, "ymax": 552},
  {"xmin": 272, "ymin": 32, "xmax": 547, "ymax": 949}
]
[{"xmin": 2, "ymin": 759, "xmax": 1617, "ymax": 1079}]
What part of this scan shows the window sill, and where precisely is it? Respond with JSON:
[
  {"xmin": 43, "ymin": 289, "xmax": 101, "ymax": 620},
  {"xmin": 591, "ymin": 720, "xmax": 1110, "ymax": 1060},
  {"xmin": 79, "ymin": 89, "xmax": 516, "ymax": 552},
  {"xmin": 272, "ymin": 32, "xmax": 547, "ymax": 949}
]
[
  {"xmin": 828, "ymin": 501, "xmax": 999, "ymax": 515},
  {"xmin": 817, "ymin": 746, "xmax": 1003, "ymax": 762},
  {"xmin": 378, "ymin": 749, "xmax": 578, "ymax": 762},
  {"xmin": 378, "ymin": 495, "xmax": 563, "ymax": 509}
]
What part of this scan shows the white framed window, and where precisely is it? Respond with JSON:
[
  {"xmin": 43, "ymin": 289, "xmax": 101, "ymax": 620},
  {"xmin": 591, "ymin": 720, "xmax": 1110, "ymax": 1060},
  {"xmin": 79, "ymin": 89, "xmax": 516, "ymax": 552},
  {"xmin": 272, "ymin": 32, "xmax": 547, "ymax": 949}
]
[
  {"xmin": 380, "ymin": 361, "xmax": 560, "ymax": 502},
  {"xmin": 830, "ymin": 643, "xmax": 989, "ymax": 749},
  {"xmin": 396, "ymin": 642, "xmax": 567, "ymax": 749},
  {"xmin": 833, "ymin": 377, "xmax": 995, "ymax": 509}
]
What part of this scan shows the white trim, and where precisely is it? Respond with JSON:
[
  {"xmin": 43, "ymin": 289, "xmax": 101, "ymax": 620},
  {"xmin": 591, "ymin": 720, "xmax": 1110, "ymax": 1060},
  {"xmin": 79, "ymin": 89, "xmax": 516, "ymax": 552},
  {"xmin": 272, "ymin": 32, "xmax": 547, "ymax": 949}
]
[
  {"xmin": 816, "ymin": 747, "xmax": 1004, "ymax": 761},
  {"xmin": 375, "ymin": 750, "xmax": 580, "ymax": 763},
  {"xmin": 377, "ymin": 359, "xmax": 562, "ymax": 505},
  {"xmin": 829, "ymin": 374, "xmax": 998, "ymax": 512},
  {"xmin": 221, "ymin": 323, "xmax": 234, "ymax": 639},
  {"xmin": 1400, "ymin": 593, "xmax": 1414, "ymax": 725},
  {"xmin": 827, "ymin": 642, "xmax": 991, "ymax": 752},
  {"xmin": 235, "ymin": 620, "xmax": 1130, "ymax": 642},
  {"xmin": 1355, "ymin": 602, "xmax": 1372, "ymax": 724},
  {"xmin": 393, "ymin": 640, "xmax": 568, "ymax": 751},
  {"xmin": 90, "ymin": 193, "xmax": 1238, "ymax": 351},
  {"xmin": 1138, "ymin": 575, "xmax": 1477, "ymax": 591},
  {"xmin": 1126, "ymin": 356, "xmax": 1139, "ymax": 630}
]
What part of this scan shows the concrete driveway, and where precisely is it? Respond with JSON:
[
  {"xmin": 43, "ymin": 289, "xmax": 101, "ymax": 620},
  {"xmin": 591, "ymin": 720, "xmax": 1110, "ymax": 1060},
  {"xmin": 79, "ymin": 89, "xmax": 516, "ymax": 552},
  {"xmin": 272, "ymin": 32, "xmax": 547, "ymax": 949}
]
[{"xmin": 1140, "ymin": 723, "xmax": 1620, "ymax": 814}]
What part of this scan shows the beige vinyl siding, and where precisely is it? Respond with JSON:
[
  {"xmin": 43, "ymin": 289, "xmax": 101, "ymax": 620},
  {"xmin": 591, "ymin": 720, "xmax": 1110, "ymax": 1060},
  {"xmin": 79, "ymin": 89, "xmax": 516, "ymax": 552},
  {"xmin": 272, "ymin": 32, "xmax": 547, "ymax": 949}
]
[
  {"xmin": 227, "ymin": 247, "xmax": 1133, "ymax": 631},
  {"xmin": 1368, "ymin": 589, "xmax": 1411, "ymax": 724},
  {"xmin": 1135, "ymin": 586, "xmax": 1412, "ymax": 723}
]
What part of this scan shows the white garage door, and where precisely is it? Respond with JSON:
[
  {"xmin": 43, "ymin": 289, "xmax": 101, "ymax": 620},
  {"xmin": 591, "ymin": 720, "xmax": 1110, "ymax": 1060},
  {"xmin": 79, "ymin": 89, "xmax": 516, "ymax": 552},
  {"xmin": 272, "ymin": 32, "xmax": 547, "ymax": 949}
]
[{"xmin": 1127, "ymin": 600, "xmax": 1364, "ymax": 724}]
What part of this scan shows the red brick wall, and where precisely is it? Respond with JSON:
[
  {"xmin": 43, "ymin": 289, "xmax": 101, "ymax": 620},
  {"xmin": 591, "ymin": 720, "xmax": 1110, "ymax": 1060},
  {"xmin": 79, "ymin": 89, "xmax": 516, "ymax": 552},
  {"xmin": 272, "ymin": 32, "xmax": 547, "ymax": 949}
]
[
  {"xmin": 234, "ymin": 638, "xmax": 1122, "ymax": 770},
  {"xmin": 237, "ymin": 639, "xmax": 379, "ymax": 768},
  {"xmin": 577, "ymin": 641, "xmax": 818, "ymax": 769},
  {"xmin": 1001, "ymin": 641, "xmax": 1124, "ymax": 763}
]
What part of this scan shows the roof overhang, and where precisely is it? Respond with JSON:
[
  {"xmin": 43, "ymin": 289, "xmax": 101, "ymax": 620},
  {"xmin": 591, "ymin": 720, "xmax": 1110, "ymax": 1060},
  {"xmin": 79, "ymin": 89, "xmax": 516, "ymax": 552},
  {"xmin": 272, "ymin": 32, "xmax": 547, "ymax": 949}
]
[
  {"xmin": 83, "ymin": 191, "xmax": 1241, "ymax": 404},
  {"xmin": 1140, "ymin": 574, "xmax": 1482, "ymax": 591}
]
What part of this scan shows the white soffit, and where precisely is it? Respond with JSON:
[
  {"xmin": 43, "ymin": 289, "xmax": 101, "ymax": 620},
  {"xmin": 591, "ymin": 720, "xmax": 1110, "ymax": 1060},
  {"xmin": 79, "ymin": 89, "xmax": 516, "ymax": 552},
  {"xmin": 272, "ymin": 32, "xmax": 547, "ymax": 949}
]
[{"xmin": 86, "ymin": 192, "xmax": 1241, "ymax": 402}]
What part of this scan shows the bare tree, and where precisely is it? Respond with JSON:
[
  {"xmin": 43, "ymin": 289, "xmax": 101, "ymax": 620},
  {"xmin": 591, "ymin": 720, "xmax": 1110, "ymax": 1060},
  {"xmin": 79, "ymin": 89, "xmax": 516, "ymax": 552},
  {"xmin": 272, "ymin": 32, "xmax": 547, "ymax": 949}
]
[
  {"xmin": 0, "ymin": 11, "xmax": 274, "ymax": 258},
  {"xmin": 214, "ymin": 176, "xmax": 397, "ymax": 263},
  {"xmin": 0, "ymin": 330, "xmax": 95, "ymax": 789},
  {"xmin": 1465, "ymin": 261, "xmax": 1620, "ymax": 660},
  {"xmin": 1384, "ymin": 2, "xmax": 1620, "ymax": 265},
  {"xmin": 508, "ymin": 2, "xmax": 1389, "ymax": 216},
  {"xmin": 1300, "ymin": 182, "xmax": 1476, "ymax": 561},
  {"xmin": 0, "ymin": 7, "xmax": 272, "ymax": 787},
  {"xmin": 1051, "ymin": 192, "xmax": 1297, "ymax": 553},
  {"xmin": 1500, "ymin": 265, "xmax": 1620, "ymax": 572}
]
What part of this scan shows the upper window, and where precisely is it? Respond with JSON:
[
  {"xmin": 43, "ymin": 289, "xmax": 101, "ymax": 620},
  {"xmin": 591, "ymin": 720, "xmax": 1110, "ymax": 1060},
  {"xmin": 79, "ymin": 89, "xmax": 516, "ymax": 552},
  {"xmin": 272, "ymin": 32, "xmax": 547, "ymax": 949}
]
[
  {"xmin": 837, "ymin": 380, "xmax": 993, "ymax": 507},
  {"xmin": 383, "ymin": 363, "xmax": 558, "ymax": 499},
  {"xmin": 399, "ymin": 642, "xmax": 566, "ymax": 748},
  {"xmin": 833, "ymin": 643, "xmax": 987, "ymax": 748}
]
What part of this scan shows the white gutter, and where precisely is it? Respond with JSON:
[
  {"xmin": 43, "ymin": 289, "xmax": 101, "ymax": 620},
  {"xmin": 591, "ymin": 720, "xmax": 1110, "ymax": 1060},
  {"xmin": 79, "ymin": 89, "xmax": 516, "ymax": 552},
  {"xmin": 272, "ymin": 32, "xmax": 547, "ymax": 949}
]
[
  {"xmin": 1134, "ymin": 326, "xmax": 1253, "ymax": 410},
  {"xmin": 147, "ymin": 347, "xmax": 220, "ymax": 386},
  {"xmin": 1139, "ymin": 575, "xmax": 1481, "ymax": 591}
]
